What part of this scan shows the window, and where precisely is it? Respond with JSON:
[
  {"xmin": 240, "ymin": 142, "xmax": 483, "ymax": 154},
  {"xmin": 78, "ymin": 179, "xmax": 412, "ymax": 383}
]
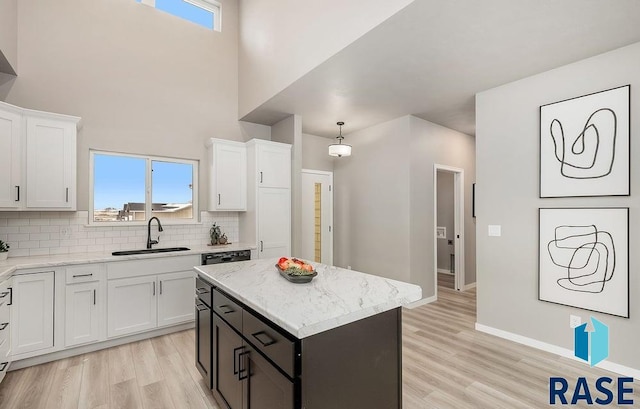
[
  {"xmin": 90, "ymin": 151, "xmax": 199, "ymax": 224},
  {"xmin": 136, "ymin": 0, "xmax": 221, "ymax": 31}
]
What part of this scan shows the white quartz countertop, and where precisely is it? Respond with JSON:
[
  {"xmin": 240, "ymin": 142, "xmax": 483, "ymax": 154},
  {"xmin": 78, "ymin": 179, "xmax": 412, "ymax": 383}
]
[
  {"xmin": 0, "ymin": 243, "xmax": 255, "ymax": 280},
  {"xmin": 195, "ymin": 258, "xmax": 422, "ymax": 339}
]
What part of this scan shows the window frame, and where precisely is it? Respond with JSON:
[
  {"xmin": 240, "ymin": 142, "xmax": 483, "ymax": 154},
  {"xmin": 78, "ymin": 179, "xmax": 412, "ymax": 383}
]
[
  {"xmin": 138, "ymin": 0, "xmax": 222, "ymax": 32},
  {"xmin": 89, "ymin": 150, "xmax": 200, "ymax": 226}
]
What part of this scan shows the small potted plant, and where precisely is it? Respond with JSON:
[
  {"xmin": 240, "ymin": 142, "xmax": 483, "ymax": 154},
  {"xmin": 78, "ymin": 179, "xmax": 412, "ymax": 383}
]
[{"xmin": 0, "ymin": 240, "xmax": 9, "ymax": 261}]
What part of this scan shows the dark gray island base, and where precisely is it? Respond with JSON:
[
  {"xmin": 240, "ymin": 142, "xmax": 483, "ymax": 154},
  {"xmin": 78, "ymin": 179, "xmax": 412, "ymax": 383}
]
[{"xmin": 195, "ymin": 275, "xmax": 404, "ymax": 409}]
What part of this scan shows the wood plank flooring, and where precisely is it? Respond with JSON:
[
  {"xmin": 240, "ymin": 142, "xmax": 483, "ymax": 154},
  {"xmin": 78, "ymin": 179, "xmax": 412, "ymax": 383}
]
[{"xmin": 1, "ymin": 286, "xmax": 638, "ymax": 408}]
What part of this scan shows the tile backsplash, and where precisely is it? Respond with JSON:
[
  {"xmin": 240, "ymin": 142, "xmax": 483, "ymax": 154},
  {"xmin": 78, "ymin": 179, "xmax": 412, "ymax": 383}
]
[{"xmin": 0, "ymin": 211, "xmax": 239, "ymax": 257}]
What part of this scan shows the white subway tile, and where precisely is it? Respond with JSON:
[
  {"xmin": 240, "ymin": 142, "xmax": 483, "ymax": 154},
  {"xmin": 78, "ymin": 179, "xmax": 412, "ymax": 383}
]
[
  {"xmin": 8, "ymin": 233, "xmax": 29, "ymax": 241},
  {"xmin": 30, "ymin": 233, "xmax": 50, "ymax": 241},
  {"xmin": 8, "ymin": 249, "xmax": 29, "ymax": 257},
  {"xmin": 39, "ymin": 240, "xmax": 60, "ymax": 248},
  {"xmin": 0, "ymin": 227, "xmax": 19, "ymax": 234},
  {"xmin": 88, "ymin": 231, "xmax": 105, "ymax": 239},
  {"xmin": 78, "ymin": 238, "xmax": 96, "ymax": 246},
  {"xmin": 50, "ymin": 247, "xmax": 70, "ymax": 255},
  {"xmin": 86, "ymin": 245, "xmax": 104, "ymax": 253},
  {"xmin": 19, "ymin": 241, "xmax": 39, "ymax": 249},
  {"xmin": 95, "ymin": 238, "xmax": 113, "ymax": 245},
  {"xmin": 20, "ymin": 226, "xmax": 41, "ymax": 234},
  {"xmin": 7, "ymin": 219, "xmax": 29, "ymax": 227},
  {"xmin": 30, "ymin": 219, "xmax": 50, "ymax": 226},
  {"xmin": 50, "ymin": 218, "xmax": 71, "ymax": 226}
]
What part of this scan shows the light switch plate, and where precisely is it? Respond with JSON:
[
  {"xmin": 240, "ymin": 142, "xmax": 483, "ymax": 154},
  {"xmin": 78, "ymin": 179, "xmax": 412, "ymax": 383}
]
[
  {"xmin": 488, "ymin": 225, "xmax": 501, "ymax": 237},
  {"xmin": 570, "ymin": 315, "xmax": 582, "ymax": 328}
]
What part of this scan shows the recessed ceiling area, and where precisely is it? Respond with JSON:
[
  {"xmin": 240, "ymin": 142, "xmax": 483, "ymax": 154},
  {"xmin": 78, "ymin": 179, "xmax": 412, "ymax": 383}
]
[{"xmin": 240, "ymin": 0, "xmax": 640, "ymax": 138}]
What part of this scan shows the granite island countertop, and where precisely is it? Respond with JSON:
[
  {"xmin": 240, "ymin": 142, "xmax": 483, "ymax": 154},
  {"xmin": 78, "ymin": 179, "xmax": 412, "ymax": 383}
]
[
  {"xmin": 195, "ymin": 258, "xmax": 422, "ymax": 339},
  {"xmin": 0, "ymin": 243, "xmax": 256, "ymax": 280}
]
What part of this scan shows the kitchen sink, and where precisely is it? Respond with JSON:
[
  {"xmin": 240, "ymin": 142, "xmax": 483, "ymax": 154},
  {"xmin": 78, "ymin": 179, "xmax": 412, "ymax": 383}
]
[{"xmin": 111, "ymin": 247, "xmax": 191, "ymax": 256}]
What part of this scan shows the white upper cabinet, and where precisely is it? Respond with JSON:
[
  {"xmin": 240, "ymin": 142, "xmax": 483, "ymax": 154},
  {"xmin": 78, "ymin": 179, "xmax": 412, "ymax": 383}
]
[
  {"xmin": 257, "ymin": 142, "xmax": 291, "ymax": 189},
  {"xmin": 240, "ymin": 139, "xmax": 292, "ymax": 259},
  {"xmin": 0, "ymin": 107, "xmax": 22, "ymax": 208},
  {"xmin": 208, "ymin": 139, "xmax": 247, "ymax": 211},
  {"xmin": 26, "ymin": 117, "xmax": 76, "ymax": 209},
  {"xmin": 0, "ymin": 101, "xmax": 80, "ymax": 211}
]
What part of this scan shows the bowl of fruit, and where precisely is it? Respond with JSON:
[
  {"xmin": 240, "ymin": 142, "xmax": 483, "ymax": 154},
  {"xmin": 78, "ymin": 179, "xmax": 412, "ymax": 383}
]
[{"xmin": 276, "ymin": 257, "xmax": 318, "ymax": 283}]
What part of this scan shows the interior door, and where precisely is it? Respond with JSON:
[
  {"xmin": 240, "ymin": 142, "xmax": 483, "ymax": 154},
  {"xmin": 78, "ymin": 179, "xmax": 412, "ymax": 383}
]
[{"xmin": 301, "ymin": 171, "xmax": 332, "ymax": 264}]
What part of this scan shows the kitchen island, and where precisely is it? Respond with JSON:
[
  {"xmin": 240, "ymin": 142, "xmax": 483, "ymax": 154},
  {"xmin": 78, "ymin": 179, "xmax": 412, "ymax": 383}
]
[{"xmin": 195, "ymin": 258, "xmax": 422, "ymax": 409}]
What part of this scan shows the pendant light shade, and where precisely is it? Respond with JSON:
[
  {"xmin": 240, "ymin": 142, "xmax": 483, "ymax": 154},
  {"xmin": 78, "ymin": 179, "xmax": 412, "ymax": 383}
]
[{"xmin": 328, "ymin": 122, "xmax": 351, "ymax": 157}]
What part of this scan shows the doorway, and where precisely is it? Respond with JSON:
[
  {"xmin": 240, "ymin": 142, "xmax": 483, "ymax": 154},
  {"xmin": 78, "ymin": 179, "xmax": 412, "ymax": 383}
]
[
  {"xmin": 301, "ymin": 169, "xmax": 333, "ymax": 265},
  {"xmin": 433, "ymin": 165, "xmax": 465, "ymax": 293}
]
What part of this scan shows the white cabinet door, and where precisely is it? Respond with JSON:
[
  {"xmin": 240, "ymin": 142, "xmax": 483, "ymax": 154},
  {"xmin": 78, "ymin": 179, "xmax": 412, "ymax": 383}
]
[
  {"xmin": 25, "ymin": 117, "xmax": 76, "ymax": 209},
  {"xmin": 65, "ymin": 282, "xmax": 100, "ymax": 347},
  {"xmin": 157, "ymin": 271, "xmax": 195, "ymax": 327},
  {"xmin": 0, "ymin": 109, "xmax": 22, "ymax": 208},
  {"xmin": 258, "ymin": 188, "xmax": 291, "ymax": 258},
  {"xmin": 107, "ymin": 276, "xmax": 157, "ymax": 338},
  {"xmin": 11, "ymin": 272, "xmax": 54, "ymax": 356},
  {"xmin": 257, "ymin": 144, "xmax": 291, "ymax": 189},
  {"xmin": 210, "ymin": 141, "xmax": 247, "ymax": 211}
]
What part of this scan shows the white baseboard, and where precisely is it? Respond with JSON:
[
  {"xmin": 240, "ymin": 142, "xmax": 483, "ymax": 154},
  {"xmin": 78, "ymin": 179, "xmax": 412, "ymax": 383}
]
[
  {"xmin": 405, "ymin": 295, "xmax": 437, "ymax": 309},
  {"xmin": 475, "ymin": 323, "xmax": 640, "ymax": 380},
  {"xmin": 437, "ymin": 269, "xmax": 453, "ymax": 275},
  {"xmin": 463, "ymin": 282, "xmax": 476, "ymax": 291}
]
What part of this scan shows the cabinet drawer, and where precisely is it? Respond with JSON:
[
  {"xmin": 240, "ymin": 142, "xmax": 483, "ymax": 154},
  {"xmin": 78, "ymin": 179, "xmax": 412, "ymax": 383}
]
[
  {"xmin": 212, "ymin": 288, "xmax": 242, "ymax": 333},
  {"xmin": 242, "ymin": 309, "xmax": 296, "ymax": 378},
  {"xmin": 66, "ymin": 264, "xmax": 101, "ymax": 284}
]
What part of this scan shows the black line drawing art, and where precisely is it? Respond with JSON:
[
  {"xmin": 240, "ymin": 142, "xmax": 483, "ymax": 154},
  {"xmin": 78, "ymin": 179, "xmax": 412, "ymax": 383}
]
[
  {"xmin": 550, "ymin": 108, "xmax": 617, "ymax": 179},
  {"xmin": 538, "ymin": 207, "xmax": 629, "ymax": 318},
  {"xmin": 547, "ymin": 224, "xmax": 615, "ymax": 293},
  {"xmin": 539, "ymin": 85, "xmax": 630, "ymax": 198}
]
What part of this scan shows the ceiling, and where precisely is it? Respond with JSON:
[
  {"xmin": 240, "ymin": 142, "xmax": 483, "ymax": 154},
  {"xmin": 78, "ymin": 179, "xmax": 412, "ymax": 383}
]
[{"xmin": 240, "ymin": 0, "xmax": 640, "ymax": 138}]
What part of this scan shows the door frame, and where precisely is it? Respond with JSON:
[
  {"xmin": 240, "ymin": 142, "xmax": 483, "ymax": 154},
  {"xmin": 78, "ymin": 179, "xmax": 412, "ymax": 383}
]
[
  {"xmin": 301, "ymin": 169, "xmax": 334, "ymax": 265},
  {"xmin": 433, "ymin": 164, "xmax": 465, "ymax": 292}
]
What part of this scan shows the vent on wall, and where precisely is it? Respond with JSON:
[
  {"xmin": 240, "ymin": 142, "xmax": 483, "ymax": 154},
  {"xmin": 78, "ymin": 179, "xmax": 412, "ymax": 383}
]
[{"xmin": 136, "ymin": 0, "xmax": 221, "ymax": 31}]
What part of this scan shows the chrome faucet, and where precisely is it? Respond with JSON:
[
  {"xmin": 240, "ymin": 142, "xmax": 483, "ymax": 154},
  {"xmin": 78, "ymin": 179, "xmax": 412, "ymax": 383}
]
[{"xmin": 147, "ymin": 217, "xmax": 164, "ymax": 249}]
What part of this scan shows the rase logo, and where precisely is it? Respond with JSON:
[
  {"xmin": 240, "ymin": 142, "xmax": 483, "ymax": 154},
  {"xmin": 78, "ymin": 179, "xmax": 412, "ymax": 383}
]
[{"xmin": 549, "ymin": 317, "xmax": 634, "ymax": 405}]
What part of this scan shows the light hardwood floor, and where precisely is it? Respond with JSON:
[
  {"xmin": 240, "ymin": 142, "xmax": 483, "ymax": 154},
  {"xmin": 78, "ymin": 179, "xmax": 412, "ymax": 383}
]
[{"xmin": 1, "ymin": 287, "xmax": 638, "ymax": 408}]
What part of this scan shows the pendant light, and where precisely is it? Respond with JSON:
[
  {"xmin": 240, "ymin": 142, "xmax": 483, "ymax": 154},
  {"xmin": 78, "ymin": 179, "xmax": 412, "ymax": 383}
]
[{"xmin": 328, "ymin": 122, "xmax": 352, "ymax": 157}]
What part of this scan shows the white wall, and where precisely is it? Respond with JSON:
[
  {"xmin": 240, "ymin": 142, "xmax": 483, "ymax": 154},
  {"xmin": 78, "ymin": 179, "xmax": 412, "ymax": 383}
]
[
  {"xmin": 436, "ymin": 171, "xmax": 454, "ymax": 271},
  {"xmin": 302, "ymin": 133, "xmax": 334, "ymax": 173},
  {"xmin": 238, "ymin": 0, "xmax": 414, "ymax": 119},
  {"xmin": 409, "ymin": 116, "xmax": 476, "ymax": 294},
  {"xmin": 334, "ymin": 116, "xmax": 412, "ymax": 281},
  {"xmin": 0, "ymin": 0, "xmax": 241, "ymax": 212},
  {"xmin": 333, "ymin": 115, "xmax": 475, "ymax": 295},
  {"xmin": 476, "ymin": 41, "xmax": 640, "ymax": 370},
  {"xmin": 272, "ymin": 115, "xmax": 303, "ymax": 256},
  {"xmin": 0, "ymin": 0, "xmax": 17, "ymax": 75}
]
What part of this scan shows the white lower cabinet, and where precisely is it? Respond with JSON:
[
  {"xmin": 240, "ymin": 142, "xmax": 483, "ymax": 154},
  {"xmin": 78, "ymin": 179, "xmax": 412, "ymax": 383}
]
[
  {"xmin": 10, "ymin": 272, "xmax": 54, "ymax": 356},
  {"xmin": 258, "ymin": 187, "xmax": 291, "ymax": 258},
  {"xmin": 0, "ymin": 278, "xmax": 12, "ymax": 384},
  {"xmin": 158, "ymin": 271, "xmax": 195, "ymax": 328},
  {"xmin": 107, "ymin": 275, "xmax": 158, "ymax": 338},
  {"xmin": 65, "ymin": 282, "xmax": 101, "ymax": 347},
  {"xmin": 108, "ymin": 271, "xmax": 195, "ymax": 338}
]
